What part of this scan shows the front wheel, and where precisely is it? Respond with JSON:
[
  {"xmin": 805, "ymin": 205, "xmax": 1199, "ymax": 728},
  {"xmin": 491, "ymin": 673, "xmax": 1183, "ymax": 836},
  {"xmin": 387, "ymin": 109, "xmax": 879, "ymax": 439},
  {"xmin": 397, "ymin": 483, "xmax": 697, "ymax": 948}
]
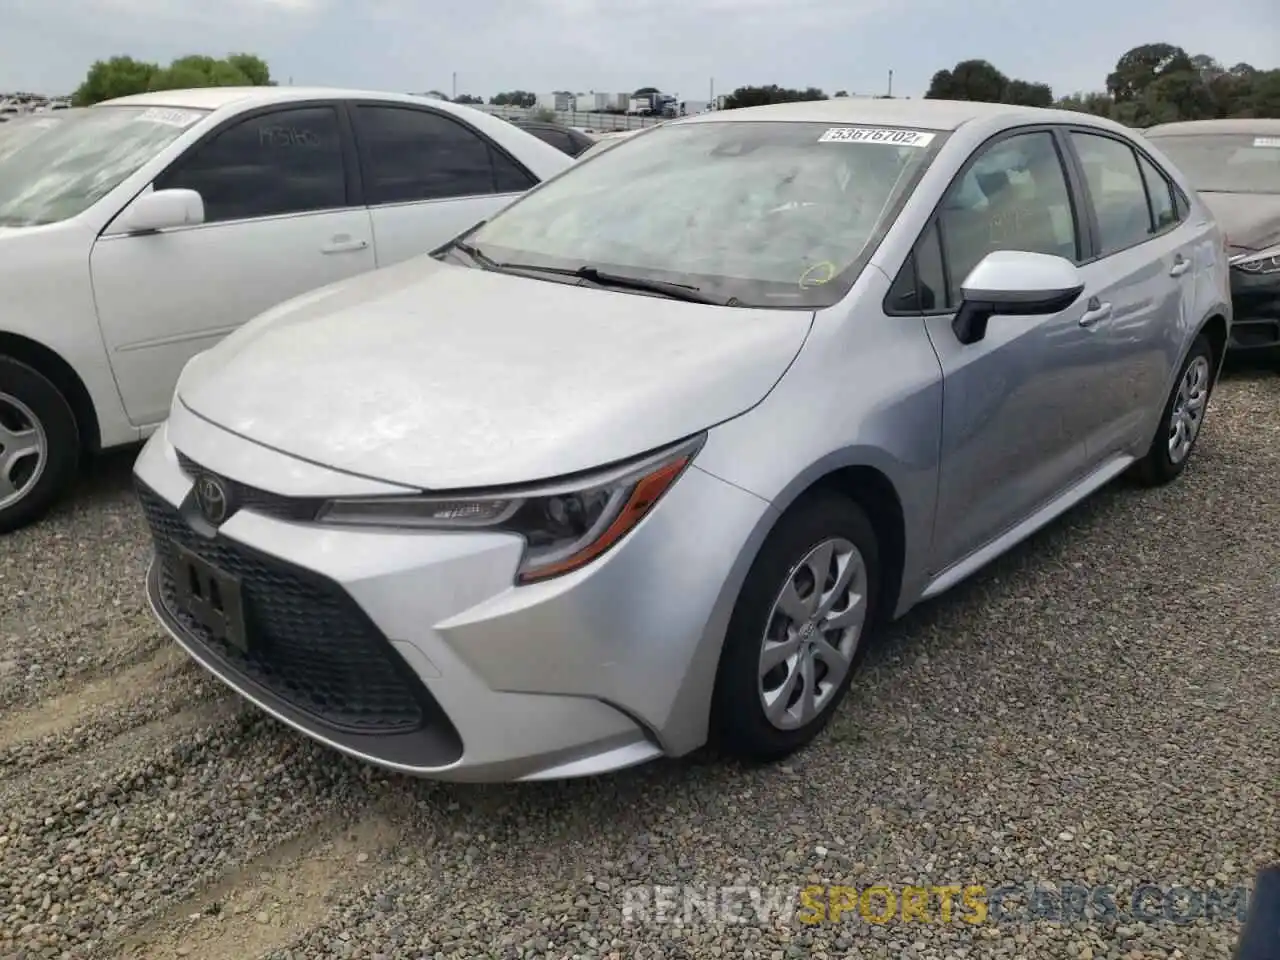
[
  {"xmin": 711, "ymin": 492, "xmax": 880, "ymax": 762},
  {"xmin": 0, "ymin": 357, "xmax": 80, "ymax": 534},
  {"xmin": 1133, "ymin": 334, "xmax": 1214, "ymax": 487}
]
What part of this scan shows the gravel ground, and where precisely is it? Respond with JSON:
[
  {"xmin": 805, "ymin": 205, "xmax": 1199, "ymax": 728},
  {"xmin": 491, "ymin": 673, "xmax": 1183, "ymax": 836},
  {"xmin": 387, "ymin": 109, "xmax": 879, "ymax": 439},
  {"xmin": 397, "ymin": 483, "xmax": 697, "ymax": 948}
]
[{"xmin": 0, "ymin": 362, "xmax": 1276, "ymax": 960}]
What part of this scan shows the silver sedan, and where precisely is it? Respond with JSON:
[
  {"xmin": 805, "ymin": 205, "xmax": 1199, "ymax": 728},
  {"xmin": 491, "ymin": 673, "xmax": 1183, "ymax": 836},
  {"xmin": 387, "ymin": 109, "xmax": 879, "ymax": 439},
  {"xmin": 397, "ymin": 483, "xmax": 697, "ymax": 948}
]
[{"xmin": 132, "ymin": 97, "xmax": 1231, "ymax": 782}]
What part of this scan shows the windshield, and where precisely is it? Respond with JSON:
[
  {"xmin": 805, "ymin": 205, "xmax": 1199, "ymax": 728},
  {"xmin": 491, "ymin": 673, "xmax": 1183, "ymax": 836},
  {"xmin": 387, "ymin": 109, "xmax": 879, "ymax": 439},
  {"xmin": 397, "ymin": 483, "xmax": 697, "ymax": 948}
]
[
  {"xmin": 467, "ymin": 120, "xmax": 944, "ymax": 308},
  {"xmin": 1147, "ymin": 133, "xmax": 1280, "ymax": 194},
  {"xmin": 0, "ymin": 105, "xmax": 208, "ymax": 226}
]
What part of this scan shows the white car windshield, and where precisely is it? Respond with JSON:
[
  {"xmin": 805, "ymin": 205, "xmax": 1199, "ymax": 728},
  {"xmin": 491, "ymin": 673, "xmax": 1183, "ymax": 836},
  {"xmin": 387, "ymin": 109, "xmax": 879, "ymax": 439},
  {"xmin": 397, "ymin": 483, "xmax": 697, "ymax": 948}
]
[
  {"xmin": 466, "ymin": 120, "xmax": 944, "ymax": 308},
  {"xmin": 1147, "ymin": 133, "xmax": 1280, "ymax": 194},
  {"xmin": 0, "ymin": 105, "xmax": 209, "ymax": 226}
]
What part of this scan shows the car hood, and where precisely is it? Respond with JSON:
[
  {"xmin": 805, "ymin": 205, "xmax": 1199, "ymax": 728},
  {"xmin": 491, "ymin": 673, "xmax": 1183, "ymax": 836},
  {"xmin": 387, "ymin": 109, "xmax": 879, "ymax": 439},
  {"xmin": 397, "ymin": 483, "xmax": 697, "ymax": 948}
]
[
  {"xmin": 178, "ymin": 255, "xmax": 813, "ymax": 490},
  {"xmin": 1198, "ymin": 192, "xmax": 1280, "ymax": 252}
]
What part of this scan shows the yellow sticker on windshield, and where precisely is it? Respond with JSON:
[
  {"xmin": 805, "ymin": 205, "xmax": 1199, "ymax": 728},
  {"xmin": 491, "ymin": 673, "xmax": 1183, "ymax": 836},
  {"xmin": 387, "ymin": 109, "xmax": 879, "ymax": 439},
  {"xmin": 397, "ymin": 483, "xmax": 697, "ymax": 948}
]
[{"xmin": 799, "ymin": 261, "xmax": 836, "ymax": 288}]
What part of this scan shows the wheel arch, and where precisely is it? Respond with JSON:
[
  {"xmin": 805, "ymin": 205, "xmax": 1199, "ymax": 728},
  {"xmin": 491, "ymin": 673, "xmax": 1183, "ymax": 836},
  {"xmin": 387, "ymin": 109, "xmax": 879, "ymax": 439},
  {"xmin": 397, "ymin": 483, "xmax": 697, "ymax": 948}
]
[
  {"xmin": 0, "ymin": 332, "xmax": 101, "ymax": 454},
  {"xmin": 663, "ymin": 456, "xmax": 914, "ymax": 757},
  {"xmin": 1197, "ymin": 311, "xmax": 1228, "ymax": 379}
]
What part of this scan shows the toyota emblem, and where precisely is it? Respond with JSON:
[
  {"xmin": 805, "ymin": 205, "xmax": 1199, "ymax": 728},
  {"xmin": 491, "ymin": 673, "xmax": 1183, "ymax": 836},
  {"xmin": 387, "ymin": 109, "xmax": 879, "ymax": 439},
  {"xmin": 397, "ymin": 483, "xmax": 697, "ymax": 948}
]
[{"xmin": 194, "ymin": 474, "xmax": 231, "ymax": 525}]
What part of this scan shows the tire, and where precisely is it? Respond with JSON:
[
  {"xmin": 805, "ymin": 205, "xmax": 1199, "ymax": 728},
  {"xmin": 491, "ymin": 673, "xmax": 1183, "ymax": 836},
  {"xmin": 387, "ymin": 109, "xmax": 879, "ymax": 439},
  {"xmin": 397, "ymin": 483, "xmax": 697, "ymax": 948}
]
[
  {"xmin": 711, "ymin": 491, "xmax": 881, "ymax": 762},
  {"xmin": 1133, "ymin": 334, "xmax": 1215, "ymax": 488},
  {"xmin": 0, "ymin": 356, "xmax": 80, "ymax": 534}
]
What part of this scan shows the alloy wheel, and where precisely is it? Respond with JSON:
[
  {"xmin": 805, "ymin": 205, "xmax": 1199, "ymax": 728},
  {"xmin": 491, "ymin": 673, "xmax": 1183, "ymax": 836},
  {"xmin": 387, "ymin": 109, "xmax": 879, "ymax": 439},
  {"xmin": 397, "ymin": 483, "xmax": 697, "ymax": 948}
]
[
  {"xmin": 0, "ymin": 392, "xmax": 47, "ymax": 511},
  {"xmin": 758, "ymin": 537, "xmax": 868, "ymax": 731},
  {"xmin": 1168, "ymin": 354, "xmax": 1210, "ymax": 465}
]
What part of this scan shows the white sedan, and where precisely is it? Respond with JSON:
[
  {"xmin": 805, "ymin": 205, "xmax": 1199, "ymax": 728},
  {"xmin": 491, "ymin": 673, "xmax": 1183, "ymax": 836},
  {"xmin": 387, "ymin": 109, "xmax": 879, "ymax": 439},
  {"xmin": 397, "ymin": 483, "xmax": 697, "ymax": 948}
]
[{"xmin": 0, "ymin": 86, "xmax": 572, "ymax": 533}]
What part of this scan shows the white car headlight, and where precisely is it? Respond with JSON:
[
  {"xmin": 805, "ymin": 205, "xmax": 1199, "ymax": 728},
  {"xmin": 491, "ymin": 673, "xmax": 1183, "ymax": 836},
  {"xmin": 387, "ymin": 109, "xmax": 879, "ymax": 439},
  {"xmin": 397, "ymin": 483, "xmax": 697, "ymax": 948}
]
[{"xmin": 315, "ymin": 434, "xmax": 704, "ymax": 584}]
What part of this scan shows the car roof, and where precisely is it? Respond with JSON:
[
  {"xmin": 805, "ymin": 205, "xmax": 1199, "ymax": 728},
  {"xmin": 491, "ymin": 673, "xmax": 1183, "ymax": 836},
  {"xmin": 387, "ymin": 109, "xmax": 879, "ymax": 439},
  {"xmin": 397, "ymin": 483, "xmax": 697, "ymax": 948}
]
[
  {"xmin": 675, "ymin": 97, "xmax": 1133, "ymax": 135},
  {"xmin": 95, "ymin": 86, "xmax": 484, "ymax": 119},
  {"xmin": 1144, "ymin": 117, "xmax": 1280, "ymax": 137}
]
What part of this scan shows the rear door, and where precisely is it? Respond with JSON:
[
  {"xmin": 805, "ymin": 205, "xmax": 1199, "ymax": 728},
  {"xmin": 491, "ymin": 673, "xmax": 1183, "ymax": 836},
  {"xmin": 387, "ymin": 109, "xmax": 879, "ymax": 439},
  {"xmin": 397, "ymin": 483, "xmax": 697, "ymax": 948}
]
[
  {"xmin": 348, "ymin": 102, "xmax": 540, "ymax": 268},
  {"xmin": 91, "ymin": 101, "xmax": 376, "ymax": 427},
  {"xmin": 1063, "ymin": 129, "xmax": 1196, "ymax": 458}
]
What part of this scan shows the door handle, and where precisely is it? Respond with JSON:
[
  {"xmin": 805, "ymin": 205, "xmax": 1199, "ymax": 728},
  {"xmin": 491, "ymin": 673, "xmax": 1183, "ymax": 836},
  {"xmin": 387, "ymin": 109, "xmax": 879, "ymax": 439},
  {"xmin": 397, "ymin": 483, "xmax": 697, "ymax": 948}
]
[
  {"xmin": 1079, "ymin": 297, "xmax": 1112, "ymax": 328},
  {"xmin": 1169, "ymin": 255, "xmax": 1190, "ymax": 277},
  {"xmin": 321, "ymin": 235, "xmax": 369, "ymax": 254}
]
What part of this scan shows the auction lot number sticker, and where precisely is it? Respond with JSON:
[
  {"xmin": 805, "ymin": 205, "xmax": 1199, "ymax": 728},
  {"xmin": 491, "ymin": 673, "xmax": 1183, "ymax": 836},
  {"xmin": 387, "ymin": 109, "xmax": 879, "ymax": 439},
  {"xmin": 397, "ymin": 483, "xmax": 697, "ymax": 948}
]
[{"xmin": 819, "ymin": 127, "xmax": 936, "ymax": 147}]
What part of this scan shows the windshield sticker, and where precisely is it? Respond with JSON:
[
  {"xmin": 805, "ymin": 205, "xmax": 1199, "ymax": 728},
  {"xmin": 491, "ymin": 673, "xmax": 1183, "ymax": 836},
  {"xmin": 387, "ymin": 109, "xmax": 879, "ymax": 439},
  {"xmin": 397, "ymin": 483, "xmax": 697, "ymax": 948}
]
[
  {"xmin": 799, "ymin": 261, "xmax": 836, "ymax": 288},
  {"xmin": 1253, "ymin": 136, "xmax": 1280, "ymax": 149},
  {"xmin": 819, "ymin": 127, "xmax": 935, "ymax": 147},
  {"xmin": 135, "ymin": 108, "xmax": 202, "ymax": 128}
]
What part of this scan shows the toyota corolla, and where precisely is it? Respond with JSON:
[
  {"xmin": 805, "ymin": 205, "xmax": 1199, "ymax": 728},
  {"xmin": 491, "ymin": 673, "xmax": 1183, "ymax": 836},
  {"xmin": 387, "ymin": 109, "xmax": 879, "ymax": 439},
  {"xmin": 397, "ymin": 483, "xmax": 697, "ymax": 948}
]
[{"xmin": 133, "ymin": 98, "xmax": 1230, "ymax": 782}]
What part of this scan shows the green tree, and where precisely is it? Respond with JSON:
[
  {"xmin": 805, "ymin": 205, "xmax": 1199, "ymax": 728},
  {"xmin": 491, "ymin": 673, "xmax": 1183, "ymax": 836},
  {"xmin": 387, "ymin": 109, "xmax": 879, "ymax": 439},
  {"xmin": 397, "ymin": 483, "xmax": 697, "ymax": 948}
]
[
  {"xmin": 453, "ymin": 94, "xmax": 483, "ymax": 105},
  {"xmin": 148, "ymin": 55, "xmax": 255, "ymax": 92},
  {"xmin": 1003, "ymin": 79, "xmax": 1054, "ymax": 107},
  {"xmin": 720, "ymin": 85, "xmax": 827, "ymax": 109},
  {"xmin": 71, "ymin": 55, "xmax": 159, "ymax": 106},
  {"xmin": 226, "ymin": 53, "xmax": 272, "ymax": 86},
  {"xmin": 633, "ymin": 86, "xmax": 660, "ymax": 96},
  {"xmin": 926, "ymin": 59, "xmax": 1053, "ymax": 107},
  {"xmin": 1106, "ymin": 43, "xmax": 1194, "ymax": 102},
  {"xmin": 72, "ymin": 52, "xmax": 272, "ymax": 106},
  {"xmin": 490, "ymin": 90, "xmax": 536, "ymax": 107},
  {"xmin": 1055, "ymin": 91, "xmax": 1115, "ymax": 117},
  {"xmin": 926, "ymin": 59, "xmax": 1008, "ymax": 102}
]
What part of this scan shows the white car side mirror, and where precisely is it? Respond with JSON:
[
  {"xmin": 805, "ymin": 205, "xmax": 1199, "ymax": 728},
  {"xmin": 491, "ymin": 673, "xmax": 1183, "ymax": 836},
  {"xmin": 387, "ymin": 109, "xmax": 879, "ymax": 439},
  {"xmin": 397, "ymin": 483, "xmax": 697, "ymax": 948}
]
[{"xmin": 115, "ymin": 188, "xmax": 205, "ymax": 234}]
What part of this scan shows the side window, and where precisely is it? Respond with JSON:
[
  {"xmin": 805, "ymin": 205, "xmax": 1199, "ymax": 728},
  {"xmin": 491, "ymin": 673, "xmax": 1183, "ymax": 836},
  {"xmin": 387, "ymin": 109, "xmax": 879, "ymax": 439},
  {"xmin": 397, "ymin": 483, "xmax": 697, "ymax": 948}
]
[
  {"xmin": 357, "ymin": 106, "xmax": 504, "ymax": 203},
  {"xmin": 1069, "ymin": 132, "xmax": 1153, "ymax": 255},
  {"xmin": 885, "ymin": 222, "xmax": 947, "ymax": 314},
  {"xmin": 915, "ymin": 221, "xmax": 948, "ymax": 311},
  {"xmin": 936, "ymin": 131, "xmax": 1078, "ymax": 305},
  {"xmin": 1174, "ymin": 184, "xmax": 1191, "ymax": 221},
  {"xmin": 523, "ymin": 124, "xmax": 576, "ymax": 155},
  {"xmin": 491, "ymin": 147, "xmax": 538, "ymax": 193},
  {"xmin": 156, "ymin": 106, "xmax": 347, "ymax": 224},
  {"xmin": 1136, "ymin": 152, "xmax": 1178, "ymax": 232}
]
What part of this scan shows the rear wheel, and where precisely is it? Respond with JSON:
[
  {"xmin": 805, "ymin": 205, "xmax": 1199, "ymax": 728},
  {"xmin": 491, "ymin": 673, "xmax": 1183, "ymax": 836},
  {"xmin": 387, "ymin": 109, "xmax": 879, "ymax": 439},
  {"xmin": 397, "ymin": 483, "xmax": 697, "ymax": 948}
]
[
  {"xmin": 711, "ymin": 492, "xmax": 880, "ymax": 762},
  {"xmin": 1133, "ymin": 334, "xmax": 1214, "ymax": 488},
  {"xmin": 0, "ymin": 357, "xmax": 80, "ymax": 534}
]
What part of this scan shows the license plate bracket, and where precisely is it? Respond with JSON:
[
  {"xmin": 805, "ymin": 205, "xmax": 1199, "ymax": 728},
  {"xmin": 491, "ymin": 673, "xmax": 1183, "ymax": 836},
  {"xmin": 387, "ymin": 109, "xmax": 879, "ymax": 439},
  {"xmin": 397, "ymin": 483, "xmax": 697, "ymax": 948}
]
[{"xmin": 172, "ymin": 545, "xmax": 250, "ymax": 654}]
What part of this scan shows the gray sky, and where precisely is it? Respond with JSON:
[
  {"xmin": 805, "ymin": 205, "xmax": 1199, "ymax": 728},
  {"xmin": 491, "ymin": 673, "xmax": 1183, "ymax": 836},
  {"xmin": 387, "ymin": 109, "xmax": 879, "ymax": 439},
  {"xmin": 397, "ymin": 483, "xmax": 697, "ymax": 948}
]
[{"xmin": 1, "ymin": 0, "xmax": 1277, "ymax": 101}]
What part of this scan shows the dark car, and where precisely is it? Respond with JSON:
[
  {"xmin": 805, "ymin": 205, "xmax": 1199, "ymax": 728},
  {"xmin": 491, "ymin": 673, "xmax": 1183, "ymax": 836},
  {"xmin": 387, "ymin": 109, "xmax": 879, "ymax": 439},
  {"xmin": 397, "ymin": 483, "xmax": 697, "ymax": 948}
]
[
  {"xmin": 1146, "ymin": 119, "xmax": 1280, "ymax": 354},
  {"xmin": 510, "ymin": 119, "xmax": 595, "ymax": 157}
]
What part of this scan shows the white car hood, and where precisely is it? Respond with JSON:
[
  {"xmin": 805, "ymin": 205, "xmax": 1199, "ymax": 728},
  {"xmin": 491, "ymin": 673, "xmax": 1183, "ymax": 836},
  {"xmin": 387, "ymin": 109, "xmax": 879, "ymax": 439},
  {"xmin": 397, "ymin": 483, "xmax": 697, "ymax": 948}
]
[{"xmin": 178, "ymin": 255, "xmax": 813, "ymax": 490}]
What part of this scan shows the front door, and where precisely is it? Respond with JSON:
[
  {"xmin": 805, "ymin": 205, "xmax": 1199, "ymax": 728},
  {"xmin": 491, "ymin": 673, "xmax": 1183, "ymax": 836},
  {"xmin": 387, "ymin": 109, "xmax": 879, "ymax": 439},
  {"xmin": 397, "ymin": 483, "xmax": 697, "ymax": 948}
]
[
  {"xmin": 91, "ymin": 102, "xmax": 376, "ymax": 427},
  {"xmin": 920, "ymin": 128, "xmax": 1113, "ymax": 572}
]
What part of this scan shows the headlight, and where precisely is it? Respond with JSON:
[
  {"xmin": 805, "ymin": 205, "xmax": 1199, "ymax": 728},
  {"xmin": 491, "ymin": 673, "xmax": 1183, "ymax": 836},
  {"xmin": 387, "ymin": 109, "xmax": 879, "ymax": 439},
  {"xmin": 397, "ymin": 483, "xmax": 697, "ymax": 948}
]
[
  {"xmin": 315, "ymin": 434, "xmax": 705, "ymax": 584},
  {"xmin": 1230, "ymin": 247, "xmax": 1280, "ymax": 275}
]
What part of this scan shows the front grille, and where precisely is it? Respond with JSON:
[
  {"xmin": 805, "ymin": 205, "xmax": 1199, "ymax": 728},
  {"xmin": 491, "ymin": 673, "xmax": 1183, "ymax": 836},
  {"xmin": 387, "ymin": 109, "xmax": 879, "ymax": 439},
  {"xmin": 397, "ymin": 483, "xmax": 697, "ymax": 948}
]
[
  {"xmin": 175, "ymin": 452, "xmax": 322, "ymax": 522},
  {"xmin": 137, "ymin": 483, "xmax": 429, "ymax": 735}
]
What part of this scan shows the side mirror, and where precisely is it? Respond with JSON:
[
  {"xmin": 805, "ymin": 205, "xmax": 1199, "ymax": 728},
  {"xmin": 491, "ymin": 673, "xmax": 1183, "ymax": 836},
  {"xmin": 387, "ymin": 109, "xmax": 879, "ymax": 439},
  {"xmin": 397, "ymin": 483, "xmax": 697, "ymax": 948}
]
[
  {"xmin": 952, "ymin": 250, "xmax": 1084, "ymax": 345},
  {"xmin": 114, "ymin": 188, "xmax": 205, "ymax": 234}
]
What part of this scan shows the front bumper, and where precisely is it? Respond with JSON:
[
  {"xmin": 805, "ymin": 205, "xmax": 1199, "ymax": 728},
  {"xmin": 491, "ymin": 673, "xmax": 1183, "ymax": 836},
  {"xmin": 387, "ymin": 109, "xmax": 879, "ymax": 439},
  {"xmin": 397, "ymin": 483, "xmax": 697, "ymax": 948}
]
[
  {"xmin": 132, "ymin": 411, "xmax": 771, "ymax": 782},
  {"xmin": 1228, "ymin": 268, "xmax": 1280, "ymax": 351}
]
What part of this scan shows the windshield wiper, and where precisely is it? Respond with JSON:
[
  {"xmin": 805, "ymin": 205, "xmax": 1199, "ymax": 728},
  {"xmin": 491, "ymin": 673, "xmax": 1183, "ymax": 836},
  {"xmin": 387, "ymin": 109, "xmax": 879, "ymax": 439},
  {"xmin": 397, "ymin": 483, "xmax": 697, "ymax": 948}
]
[
  {"xmin": 573, "ymin": 266, "xmax": 727, "ymax": 304},
  {"xmin": 432, "ymin": 222, "xmax": 500, "ymax": 269},
  {"xmin": 487, "ymin": 261, "xmax": 729, "ymax": 305}
]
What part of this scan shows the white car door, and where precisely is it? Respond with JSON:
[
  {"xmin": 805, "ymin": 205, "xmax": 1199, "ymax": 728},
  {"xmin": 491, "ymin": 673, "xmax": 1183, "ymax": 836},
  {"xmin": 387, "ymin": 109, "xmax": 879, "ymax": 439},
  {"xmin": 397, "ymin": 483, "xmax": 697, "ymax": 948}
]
[
  {"xmin": 347, "ymin": 102, "xmax": 541, "ymax": 268},
  {"xmin": 91, "ymin": 101, "xmax": 376, "ymax": 427}
]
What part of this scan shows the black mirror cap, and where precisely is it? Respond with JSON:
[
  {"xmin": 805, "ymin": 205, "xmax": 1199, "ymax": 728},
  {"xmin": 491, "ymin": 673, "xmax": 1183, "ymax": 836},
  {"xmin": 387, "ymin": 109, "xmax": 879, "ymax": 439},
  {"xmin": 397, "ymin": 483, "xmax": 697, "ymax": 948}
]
[
  {"xmin": 1235, "ymin": 864, "xmax": 1280, "ymax": 960},
  {"xmin": 951, "ymin": 284, "xmax": 1085, "ymax": 345}
]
